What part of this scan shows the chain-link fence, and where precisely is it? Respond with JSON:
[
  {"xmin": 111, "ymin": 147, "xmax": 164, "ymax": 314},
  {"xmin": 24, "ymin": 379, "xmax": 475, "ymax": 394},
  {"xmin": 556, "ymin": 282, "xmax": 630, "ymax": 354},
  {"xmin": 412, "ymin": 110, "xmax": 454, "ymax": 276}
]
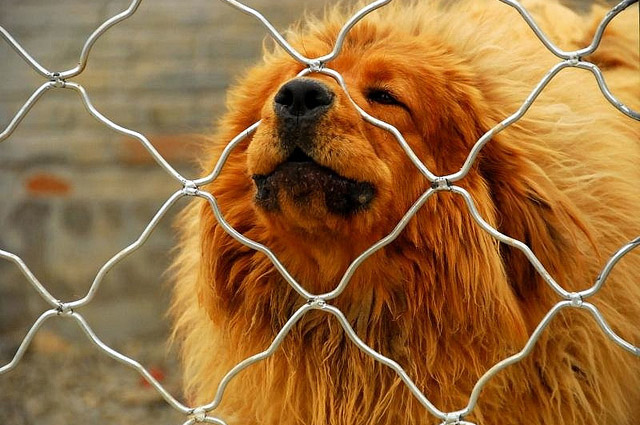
[{"xmin": 1, "ymin": 0, "xmax": 639, "ymax": 424}]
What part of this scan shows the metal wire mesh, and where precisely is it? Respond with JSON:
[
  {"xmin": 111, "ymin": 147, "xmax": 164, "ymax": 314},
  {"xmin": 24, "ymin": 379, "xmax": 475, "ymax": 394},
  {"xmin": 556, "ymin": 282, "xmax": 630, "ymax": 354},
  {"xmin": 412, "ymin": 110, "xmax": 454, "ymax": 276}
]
[{"xmin": 1, "ymin": 0, "xmax": 639, "ymax": 424}]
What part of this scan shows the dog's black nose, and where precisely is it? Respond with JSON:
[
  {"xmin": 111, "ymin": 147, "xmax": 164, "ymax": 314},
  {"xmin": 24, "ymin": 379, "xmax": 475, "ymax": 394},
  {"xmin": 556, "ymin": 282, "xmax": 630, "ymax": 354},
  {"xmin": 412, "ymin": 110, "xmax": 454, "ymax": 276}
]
[{"xmin": 274, "ymin": 78, "xmax": 333, "ymax": 118}]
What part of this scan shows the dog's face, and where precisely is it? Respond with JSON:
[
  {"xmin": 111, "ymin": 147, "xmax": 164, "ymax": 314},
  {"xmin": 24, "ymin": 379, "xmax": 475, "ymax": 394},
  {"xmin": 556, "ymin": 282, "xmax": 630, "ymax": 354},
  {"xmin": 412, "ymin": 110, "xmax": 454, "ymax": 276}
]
[{"xmin": 243, "ymin": 28, "xmax": 487, "ymax": 243}]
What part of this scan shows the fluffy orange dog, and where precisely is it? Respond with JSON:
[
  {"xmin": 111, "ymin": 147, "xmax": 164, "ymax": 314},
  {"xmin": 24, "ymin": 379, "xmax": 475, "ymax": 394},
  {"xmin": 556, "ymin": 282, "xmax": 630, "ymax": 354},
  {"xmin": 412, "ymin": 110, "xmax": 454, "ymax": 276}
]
[{"xmin": 171, "ymin": 1, "xmax": 640, "ymax": 424}]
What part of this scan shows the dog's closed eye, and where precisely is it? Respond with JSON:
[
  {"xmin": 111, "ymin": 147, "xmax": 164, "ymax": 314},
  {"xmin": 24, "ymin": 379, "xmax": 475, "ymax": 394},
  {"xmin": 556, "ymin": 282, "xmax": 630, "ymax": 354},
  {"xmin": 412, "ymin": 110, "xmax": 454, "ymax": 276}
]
[{"xmin": 366, "ymin": 88, "xmax": 405, "ymax": 108}]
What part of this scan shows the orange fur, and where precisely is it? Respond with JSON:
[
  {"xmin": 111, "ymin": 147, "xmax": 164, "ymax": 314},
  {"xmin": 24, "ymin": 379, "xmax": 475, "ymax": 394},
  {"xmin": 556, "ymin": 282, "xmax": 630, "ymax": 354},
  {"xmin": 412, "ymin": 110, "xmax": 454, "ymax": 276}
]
[{"xmin": 171, "ymin": 1, "xmax": 640, "ymax": 424}]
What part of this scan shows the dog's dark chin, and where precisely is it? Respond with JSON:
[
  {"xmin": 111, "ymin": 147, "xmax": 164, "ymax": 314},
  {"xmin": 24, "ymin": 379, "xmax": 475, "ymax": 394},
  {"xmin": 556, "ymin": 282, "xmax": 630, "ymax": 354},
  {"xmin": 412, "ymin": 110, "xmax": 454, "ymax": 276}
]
[{"xmin": 252, "ymin": 157, "xmax": 375, "ymax": 216}]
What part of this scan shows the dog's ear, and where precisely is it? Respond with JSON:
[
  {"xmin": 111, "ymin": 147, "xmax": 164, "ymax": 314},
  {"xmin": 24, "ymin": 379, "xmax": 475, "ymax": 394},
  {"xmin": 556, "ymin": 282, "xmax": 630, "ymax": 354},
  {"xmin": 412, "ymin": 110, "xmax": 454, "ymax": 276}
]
[{"xmin": 478, "ymin": 138, "xmax": 595, "ymax": 302}]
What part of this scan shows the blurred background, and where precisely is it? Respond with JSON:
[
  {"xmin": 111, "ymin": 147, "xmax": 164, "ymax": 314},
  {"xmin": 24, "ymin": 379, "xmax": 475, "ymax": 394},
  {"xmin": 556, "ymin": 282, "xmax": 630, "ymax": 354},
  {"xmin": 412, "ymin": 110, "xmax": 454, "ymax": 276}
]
[{"xmin": 0, "ymin": 0, "xmax": 624, "ymax": 424}]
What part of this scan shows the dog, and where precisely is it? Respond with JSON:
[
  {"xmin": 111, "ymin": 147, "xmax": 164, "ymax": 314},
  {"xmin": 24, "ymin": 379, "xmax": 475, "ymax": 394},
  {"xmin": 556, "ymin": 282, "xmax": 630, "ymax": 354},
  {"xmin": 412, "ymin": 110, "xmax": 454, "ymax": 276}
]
[{"xmin": 170, "ymin": 1, "xmax": 640, "ymax": 424}]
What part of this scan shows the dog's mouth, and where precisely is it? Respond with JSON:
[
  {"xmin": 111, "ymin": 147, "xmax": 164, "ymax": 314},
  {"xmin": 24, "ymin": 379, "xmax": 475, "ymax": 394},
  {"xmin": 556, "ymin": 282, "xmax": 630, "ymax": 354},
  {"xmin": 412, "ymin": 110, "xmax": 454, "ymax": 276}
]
[{"xmin": 252, "ymin": 147, "xmax": 375, "ymax": 215}]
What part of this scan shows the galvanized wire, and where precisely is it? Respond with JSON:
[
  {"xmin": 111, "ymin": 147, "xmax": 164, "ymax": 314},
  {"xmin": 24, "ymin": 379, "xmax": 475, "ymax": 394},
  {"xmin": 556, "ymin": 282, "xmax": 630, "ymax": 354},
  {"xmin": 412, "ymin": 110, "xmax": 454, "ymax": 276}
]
[{"xmin": 0, "ymin": 0, "xmax": 638, "ymax": 424}]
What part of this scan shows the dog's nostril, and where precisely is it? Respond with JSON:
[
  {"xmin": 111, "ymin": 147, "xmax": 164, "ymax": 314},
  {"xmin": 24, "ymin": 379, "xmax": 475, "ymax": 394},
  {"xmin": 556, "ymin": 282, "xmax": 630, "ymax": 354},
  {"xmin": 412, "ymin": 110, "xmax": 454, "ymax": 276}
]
[
  {"xmin": 304, "ymin": 88, "xmax": 332, "ymax": 110},
  {"xmin": 274, "ymin": 87, "xmax": 294, "ymax": 108},
  {"xmin": 274, "ymin": 78, "xmax": 333, "ymax": 117}
]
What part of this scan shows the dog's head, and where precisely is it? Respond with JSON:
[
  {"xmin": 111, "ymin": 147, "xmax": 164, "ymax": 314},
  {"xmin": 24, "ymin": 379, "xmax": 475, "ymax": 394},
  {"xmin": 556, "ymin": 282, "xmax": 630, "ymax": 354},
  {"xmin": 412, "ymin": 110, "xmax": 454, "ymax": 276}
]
[
  {"xmin": 238, "ymin": 19, "xmax": 491, "ymax": 245},
  {"xmin": 201, "ymin": 3, "xmax": 589, "ymax": 313}
]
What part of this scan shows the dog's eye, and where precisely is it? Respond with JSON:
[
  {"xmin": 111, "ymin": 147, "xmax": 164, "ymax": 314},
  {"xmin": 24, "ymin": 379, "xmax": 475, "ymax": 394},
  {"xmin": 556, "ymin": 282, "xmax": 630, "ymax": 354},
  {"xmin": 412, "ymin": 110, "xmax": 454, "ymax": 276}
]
[{"xmin": 366, "ymin": 88, "xmax": 403, "ymax": 106}]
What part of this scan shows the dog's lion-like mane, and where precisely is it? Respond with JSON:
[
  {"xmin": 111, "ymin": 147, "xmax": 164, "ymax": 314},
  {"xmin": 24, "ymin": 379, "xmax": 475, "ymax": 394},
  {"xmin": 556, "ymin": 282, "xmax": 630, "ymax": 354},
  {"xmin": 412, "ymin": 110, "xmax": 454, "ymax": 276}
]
[{"xmin": 170, "ymin": 1, "xmax": 640, "ymax": 424}]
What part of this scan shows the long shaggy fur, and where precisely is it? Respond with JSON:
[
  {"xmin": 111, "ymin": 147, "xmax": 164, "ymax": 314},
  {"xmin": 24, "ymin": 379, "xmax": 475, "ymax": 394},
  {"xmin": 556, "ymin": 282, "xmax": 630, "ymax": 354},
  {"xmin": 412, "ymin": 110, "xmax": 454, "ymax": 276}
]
[{"xmin": 170, "ymin": 1, "xmax": 640, "ymax": 424}]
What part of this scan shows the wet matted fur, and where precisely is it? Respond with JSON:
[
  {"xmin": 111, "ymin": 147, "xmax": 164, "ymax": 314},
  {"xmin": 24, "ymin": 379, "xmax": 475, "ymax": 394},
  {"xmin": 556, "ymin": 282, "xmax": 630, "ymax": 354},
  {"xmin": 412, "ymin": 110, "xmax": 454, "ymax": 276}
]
[{"xmin": 170, "ymin": 1, "xmax": 640, "ymax": 424}]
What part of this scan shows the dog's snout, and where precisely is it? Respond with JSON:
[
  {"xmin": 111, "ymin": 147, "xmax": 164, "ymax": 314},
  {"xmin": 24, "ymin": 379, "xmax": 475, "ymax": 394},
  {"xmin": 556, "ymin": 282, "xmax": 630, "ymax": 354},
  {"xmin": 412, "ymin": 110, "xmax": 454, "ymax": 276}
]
[{"xmin": 274, "ymin": 78, "xmax": 333, "ymax": 118}]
